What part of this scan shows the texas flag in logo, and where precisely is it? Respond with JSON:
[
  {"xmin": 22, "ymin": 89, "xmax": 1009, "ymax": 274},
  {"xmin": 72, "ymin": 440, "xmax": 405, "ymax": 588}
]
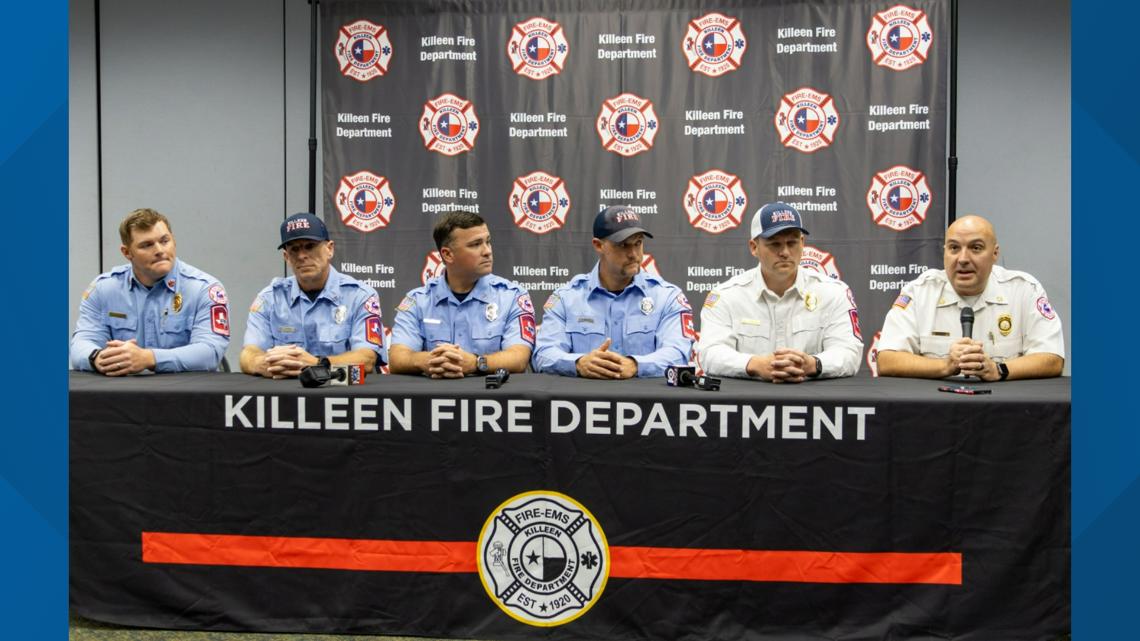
[
  {"xmin": 703, "ymin": 189, "xmax": 729, "ymax": 215},
  {"xmin": 795, "ymin": 107, "xmax": 820, "ymax": 134},
  {"xmin": 354, "ymin": 189, "xmax": 378, "ymax": 215},
  {"xmin": 352, "ymin": 39, "xmax": 375, "ymax": 63},
  {"xmin": 616, "ymin": 113, "xmax": 640, "ymax": 138},
  {"xmin": 887, "ymin": 24, "xmax": 914, "ymax": 52},
  {"xmin": 437, "ymin": 113, "xmax": 462, "ymax": 138},
  {"xmin": 888, "ymin": 185, "xmax": 913, "ymax": 212},
  {"xmin": 702, "ymin": 32, "xmax": 728, "ymax": 57},
  {"xmin": 528, "ymin": 191, "xmax": 553, "ymax": 216},
  {"xmin": 527, "ymin": 36, "xmax": 550, "ymax": 62}
]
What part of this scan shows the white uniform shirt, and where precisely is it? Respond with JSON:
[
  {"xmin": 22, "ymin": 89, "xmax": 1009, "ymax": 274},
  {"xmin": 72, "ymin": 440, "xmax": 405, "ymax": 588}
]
[
  {"xmin": 697, "ymin": 267, "xmax": 863, "ymax": 379},
  {"xmin": 878, "ymin": 265, "xmax": 1065, "ymax": 361}
]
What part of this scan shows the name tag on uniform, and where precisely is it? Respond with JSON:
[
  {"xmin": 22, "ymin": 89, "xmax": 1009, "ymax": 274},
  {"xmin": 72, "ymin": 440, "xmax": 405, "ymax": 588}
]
[
  {"xmin": 424, "ymin": 318, "xmax": 442, "ymax": 325},
  {"xmin": 932, "ymin": 331, "xmax": 950, "ymax": 337},
  {"xmin": 740, "ymin": 318, "xmax": 763, "ymax": 326},
  {"xmin": 108, "ymin": 312, "xmax": 127, "ymax": 319},
  {"xmin": 576, "ymin": 317, "xmax": 594, "ymax": 324},
  {"xmin": 279, "ymin": 326, "xmax": 296, "ymax": 333}
]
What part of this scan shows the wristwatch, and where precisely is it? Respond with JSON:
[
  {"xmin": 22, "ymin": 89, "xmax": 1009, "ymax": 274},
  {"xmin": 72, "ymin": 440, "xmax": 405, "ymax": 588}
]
[
  {"xmin": 998, "ymin": 362, "xmax": 1010, "ymax": 381},
  {"xmin": 476, "ymin": 354, "xmax": 489, "ymax": 374},
  {"xmin": 809, "ymin": 356, "xmax": 823, "ymax": 378},
  {"xmin": 88, "ymin": 348, "xmax": 103, "ymax": 371}
]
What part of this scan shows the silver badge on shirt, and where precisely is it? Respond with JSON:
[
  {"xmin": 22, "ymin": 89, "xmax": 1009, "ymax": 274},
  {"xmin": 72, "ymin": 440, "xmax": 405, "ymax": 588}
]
[
  {"xmin": 640, "ymin": 297, "xmax": 654, "ymax": 315},
  {"xmin": 334, "ymin": 305, "xmax": 347, "ymax": 324},
  {"xmin": 485, "ymin": 303, "xmax": 499, "ymax": 322}
]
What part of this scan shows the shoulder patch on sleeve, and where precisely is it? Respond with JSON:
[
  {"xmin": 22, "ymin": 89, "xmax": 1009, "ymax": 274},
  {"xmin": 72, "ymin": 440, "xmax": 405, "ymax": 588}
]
[
  {"xmin": 363, "ymin": 294, "xmax": 382, "ymax": 316},
  {"xmin": 676, "ymin": 293, "xmax": 692, "ymax": 310},
  {"xmin": 517, "ymin": 293, "xmax": 535, "ymax": 314},
  {"xmin": 208, "ymin": 284, "xmax": 228, "ymax": 305},
  {"xmin": 892, "ymin": 293, "xmax": 912, "ymax": 310},
  {"xmin": 1036, "ymin": 296, "xmax": 1057, "ymax": 320},
  {"xmin": 396, "ymin": 296, "xmax": 414, "ymax": 313},
  {"xmin": 366, "ymin": 315, "xmax": 384, "ymax": 345},
  {"xmin": 543, "ymin": 293, "xmax": 560, "ymax": 311},
  {"xmin": 211, "ymin": 305, "xmax": 231, "ymax": 336},
  {"xmin": 703, "ymin": 292, "xmax": 720, "ymax": 308}
]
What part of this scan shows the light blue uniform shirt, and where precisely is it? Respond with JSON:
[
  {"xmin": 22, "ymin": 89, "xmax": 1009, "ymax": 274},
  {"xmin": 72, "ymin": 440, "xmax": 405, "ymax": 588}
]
[
  {"xmin": 391, "ymin": 272, "xmax": 536, "ymax": 355},
  {"xmin": 533, "ymin": 264, "xmax": 694, "ymax": 377},
  {"xmin": 70, "ymin": 259, "xmax": 230, "ymax": 372},
  {"xmin": 243, "ymin": 266, "xmax": 386, "ymax": 365}
]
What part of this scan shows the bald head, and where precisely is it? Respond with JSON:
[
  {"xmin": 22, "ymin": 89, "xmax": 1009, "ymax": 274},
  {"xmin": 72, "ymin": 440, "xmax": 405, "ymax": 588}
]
[
  {"xmin": 946, "ymin": 215, "xmax": 997, "ymax": 246},
  {"xmin": 943, "ymin": 215, "xmax": 1000, "ymax": 297}
]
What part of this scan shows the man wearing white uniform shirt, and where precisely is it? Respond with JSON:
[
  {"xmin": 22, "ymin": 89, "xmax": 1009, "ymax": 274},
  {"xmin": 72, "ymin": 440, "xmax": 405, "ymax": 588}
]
[
  {"xmin": 876, "ymin": 215, "xmax": 1064, "ymax": 381},
  {"xmin": 697, "ymin": 202, "xmax": 863, "ymax": 382}
]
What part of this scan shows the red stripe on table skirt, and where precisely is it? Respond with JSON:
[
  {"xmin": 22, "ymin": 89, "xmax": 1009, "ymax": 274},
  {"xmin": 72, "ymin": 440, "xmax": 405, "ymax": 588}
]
[{"xmin": 142, "ymin": 532, "xmax": 961, "ymax": 585}]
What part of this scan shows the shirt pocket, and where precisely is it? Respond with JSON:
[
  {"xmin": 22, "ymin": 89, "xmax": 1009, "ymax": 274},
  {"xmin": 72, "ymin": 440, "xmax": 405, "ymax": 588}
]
[
  {"xmin": 733, "ymin": 322, "xmax": 769, "ymax": 355},
  {"xmin": 315, "ymin": 323, "xmax": 352, "ymax": 355},
  {"xmin": 566, "ymin": 320, "xmax": 606, "ymax": 353},
  {"xmin": 791, "ymin": 317, "xmax": 824, "ymax": 353},
  {"xmin": 159, "ymin": 313, "xmax": 191, "ymax": 347},
  {"xmin": 623, "ymin": 316, "xmax": 656, "ymax": 355},
  {"xmin": 918, "ymin": 335, "xmax": 954, "ymax": 358},
  {"xmin": 990, "ymin": 336, "xmax": 1024, "ymax": 362},
  {"xmin": 107, "ymin": 315, "xmax": 137, "ymax": 341},
  {"xmin": 470, "ymin": 324, "xmax": 502, "ymax": 355},
  {"xmin": 423, "ymin": 322, "xmax": 454, "ymax": 349},
  {"xmin": 271, "ymin": 316, "xmax": 303, "ymax": 346}
]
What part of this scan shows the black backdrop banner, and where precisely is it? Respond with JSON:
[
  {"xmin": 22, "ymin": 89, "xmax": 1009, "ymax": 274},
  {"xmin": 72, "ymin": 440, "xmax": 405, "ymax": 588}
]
[{"xmin": 320, "ymin": 0, "xmax": 949, "ymax": 363}]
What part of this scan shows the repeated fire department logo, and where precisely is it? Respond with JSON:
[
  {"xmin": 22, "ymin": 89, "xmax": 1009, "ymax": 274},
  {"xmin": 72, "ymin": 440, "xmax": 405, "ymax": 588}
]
[
  {"xmin": 335, "ymin": 171, "xmax": 395, "ymax": 232},
  {"xmin": 866, "ymin": 165, "xmax": 932, "ymax": 231},
  {"xmin": 775, "ymin": 87, "xmax": 840, "ymax": 153},
  {"xmin": 507, "ymin": 18, "xmax": 569, "ymax": 80},
  {"xmin": 641, "ymin": 253, "xmax": 661, "ymax": 278},
  {"xmin": 866, "ymin": 5, "xmax": 933, "ymax": 71},
  {"xmin": 420, "ymin": 94, "xmax": 479, "ymax": 156},
  {"xmin": 510, "ymin": 171, "xmax": 571, "ymax": 234},
  {"xmin": 334, "ymin": 20, "xmax": 392, "ymax": 81},
  {"xmin": 800, "ymin": 245, "xmax": 842, "ymax": 280},
  {"xmin": 477, "ymin": 491, "xmax": 609, "ymax": 627},
  {"xmin": 867, "ymin": 331, "xmax": 882, "ymax": 377},
  {"xmin": 421, "ymin": 251, "xmax": 445, "ymax": 285},
  {"xmin": 683, "ymin": 169, "xmax": 748, "ymax": 234},
  {"xmin": 596, "ymin": 93, "xmax": 659, "ymax": 157},
  {"xmin": 682, "ymin": 13, "xmax": 746, "ymax": 77}
]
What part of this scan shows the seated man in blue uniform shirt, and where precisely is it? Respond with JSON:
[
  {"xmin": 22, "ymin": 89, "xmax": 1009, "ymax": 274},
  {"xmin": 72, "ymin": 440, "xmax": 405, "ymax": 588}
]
[
  {"xmin": 240, "ymin": 213, "xmax": 385, "ymax": 378},
  {"xmin": 389, "ymin": 212, "xmax": 534, "ymax": 377},
  {"xmin": 533, "ymin": 206, "xmax": 695, "ymax": 378},
  {"xmin": 70, "ymin": 208, "xmax": 230, "ymax": 375}
]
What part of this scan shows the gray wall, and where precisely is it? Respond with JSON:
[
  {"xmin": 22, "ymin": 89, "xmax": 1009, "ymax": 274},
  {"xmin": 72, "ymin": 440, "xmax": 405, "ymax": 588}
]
[{"xmin": 69, "ymin": 0, "xmax": 1071, "ymax": 372}]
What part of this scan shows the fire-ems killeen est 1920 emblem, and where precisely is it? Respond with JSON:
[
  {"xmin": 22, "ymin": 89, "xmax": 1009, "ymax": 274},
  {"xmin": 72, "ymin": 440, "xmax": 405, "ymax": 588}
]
[{"xmin": 477, "ymin": 491, "xmax": 609, "ymax": 626}]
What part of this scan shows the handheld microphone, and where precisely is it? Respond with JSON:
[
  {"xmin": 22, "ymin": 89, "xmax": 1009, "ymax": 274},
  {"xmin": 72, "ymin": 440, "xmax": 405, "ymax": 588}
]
[
  {"xmin": 666, "ymin": 365, "xmax": 697, "ymax": 387},
  {"xmin": 485, "ymin": 368, "xmax": 510, "ymax": 389},
  {"xmin": 960, "ymin": 307, "xmax": 974, "ymax": 339},
  {"xmin": 666, "ymin": 366, "xmax": 721, "ymax": 391},
  {"xmin": 300, "ymin": 363, "xmax": 366, "ymax": 388}
]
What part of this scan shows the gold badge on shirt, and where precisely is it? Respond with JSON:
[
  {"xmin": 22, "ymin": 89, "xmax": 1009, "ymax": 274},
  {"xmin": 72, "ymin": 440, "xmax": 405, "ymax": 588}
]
[
  {"xmin": 804, "ymin": 291, "xmax": 818, "ymax": 311},
  {"xmin": 173, "ymin": 293, "xmax": 183, "ymax": 313},
  {"xmin": 997, "ymin": 313, "xmax": 1013, "ymax": 336}
]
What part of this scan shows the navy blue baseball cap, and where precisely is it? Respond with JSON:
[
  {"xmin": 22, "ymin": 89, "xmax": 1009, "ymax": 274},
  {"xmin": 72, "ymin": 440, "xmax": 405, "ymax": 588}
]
[
  {"xmin": 751, "ymin": 202, "xmax": 809, "ymax": 239},
  {"xmin": 593, "ymin": 205, "xmax": 653, "ymax": 243},
  {"xmin": 278, "ymin": 213, "xmax": 330, "ymax": 249}
]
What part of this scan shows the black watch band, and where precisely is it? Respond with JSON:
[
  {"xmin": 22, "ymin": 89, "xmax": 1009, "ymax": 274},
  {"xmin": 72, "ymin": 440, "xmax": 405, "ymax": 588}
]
[
  {"xmin": 88, "ymin": 348, "xmax": 103, "ymax": 371},
  {"xmin": 998, "ymin": 362, "xmax": 1010, "ymax": 381},
  {"xmin": 809, "ymin": 356, "xmax": 823, "ymax": 378}
]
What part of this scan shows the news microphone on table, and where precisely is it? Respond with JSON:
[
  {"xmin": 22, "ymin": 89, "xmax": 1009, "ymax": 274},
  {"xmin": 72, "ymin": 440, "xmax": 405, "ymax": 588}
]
[
  {"xmin": 300, "ymin": 359, "xmax": 367, "ymax": 388},
  {"xmin": 485, "ymin": 368, "xmax": 510, "ymax": 389},
  {"xmin": 960, "ymin": 307, "xmax": 974, "ymax": 339},
  {"xmin": 666, "ymin": 365, "xmax": 720, "ymax": 391}
]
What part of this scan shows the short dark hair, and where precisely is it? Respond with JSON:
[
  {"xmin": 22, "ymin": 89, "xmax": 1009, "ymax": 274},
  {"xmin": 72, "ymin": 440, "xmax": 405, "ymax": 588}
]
[
  {"xmin": 433, "ymin": 211, "xmax": 486, "ymax": 251},
  {"xmin": 119, "ymin": 208, "xmax": 171, "ymax": 245}
]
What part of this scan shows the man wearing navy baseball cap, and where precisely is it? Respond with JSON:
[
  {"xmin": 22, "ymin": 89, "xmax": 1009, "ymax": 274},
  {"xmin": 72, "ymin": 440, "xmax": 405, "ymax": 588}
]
[
  {"xmin": 239, "ymin": 213, "xmax": 386, "ymax": 378},
  {"xmin": 533, "ymin": 205, "xmax": 694, "ymax": 378},
  {"xmin": 697, "ymin": 202, "xmax": 862, "ymax": 382}
]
